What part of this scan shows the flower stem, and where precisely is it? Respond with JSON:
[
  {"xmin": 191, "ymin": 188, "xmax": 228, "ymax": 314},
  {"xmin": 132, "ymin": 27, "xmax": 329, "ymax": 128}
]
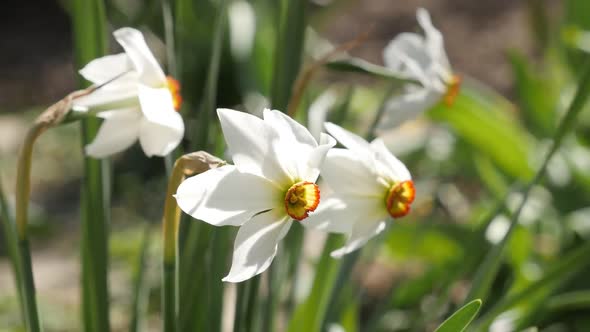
[
  {"xmin": 161, "ymin": 152, "xmax": 225, "ymax": 332},
  {"xmin": 465, "ymin": 59, "xmax": 590, "ymax": 305},
  {"xmin": 17, "ymin": 239, "xmax": 41, "ymax": 332},
  {"xmin": 366, "ymin": 84, "xmax": 396, "ymax": 141},
  {"xmin": 14, "ymin": 88, "xmax": 96, "ymax": 332}
]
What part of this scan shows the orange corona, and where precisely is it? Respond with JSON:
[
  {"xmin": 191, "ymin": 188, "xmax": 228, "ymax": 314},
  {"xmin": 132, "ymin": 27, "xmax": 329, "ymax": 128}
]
[
  {"xmin": 385, "ymin": 180, "xmax": 415, "ymax": 218},
  {"xmin": 443, "ymin": 74, "xmax": 461, "ymax": 107},
  {"xmin": 166, "ymin": 76, "xmax": 183, "ymax": 111},
  {"xmin": 284, "ymin": 181, "xmax": 320, "ymax": 221}
]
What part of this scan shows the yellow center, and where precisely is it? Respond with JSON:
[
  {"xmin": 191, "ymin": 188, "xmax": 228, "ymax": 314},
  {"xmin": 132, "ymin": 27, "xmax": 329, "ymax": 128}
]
[
  {"xmin": 385, "ymin": 180, "xmax": 416, "ymax": 218},
  {"xmin": 284, "ymin": 181, "xmax": 320, "ymax": 221},
  {"xmin": 166, "ymin": 76, "xmax": 183, "ymax": 111},
  {"xmin": 443, "ymin": 74, "xmax": 461, "ymax": 107}
]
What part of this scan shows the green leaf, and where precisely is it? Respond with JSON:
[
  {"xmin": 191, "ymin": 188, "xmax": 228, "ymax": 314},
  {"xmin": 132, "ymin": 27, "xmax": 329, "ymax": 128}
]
[
  {"xmin": 326, "ymin": 58, "xmax": 418, "ymax": 84},
  {"xmin": 0, "ymin": 176, "xmax": 25, "ymax": 322},
  {"xmin": 508, "ymin": 50, "xmax": 558, "ymax": 137},
  {"xmin": 71, "ymin": 1, "xmax": 111, "ymax": 331},
  {"xmin": 434, "ymin": 299, "xmax": 482, "ymax": 332},
  {"xmin": 287, "ymin": 235, "xmax": 345, "ymax": 332},
  {"xmin": 270, "ymin": 0, "xmax": 307, "ymax": 110},
  {"xmin": 429, "ymin": 80, "xmax": 536, "ymax": 181}
]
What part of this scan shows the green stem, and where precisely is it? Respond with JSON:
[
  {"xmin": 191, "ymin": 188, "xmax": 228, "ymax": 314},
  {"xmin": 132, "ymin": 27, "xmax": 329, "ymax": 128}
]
[
  {"xmin": 465, "ymin": 59, "xmax": 590, "ymax": 304},
  {"xmin": 18, "ymin": 240, "xmax": 41, "ymax": 332},
  {"xmin": 474, "ymin": 240, "xmax": 590, "ymax": 329},
  {"xmin": 234, "ymin": 276, "xmax": 260, "ymax": 332},
  {"xmin": 161, "ymin": 159, "xmax": 187, "ymax": 332},
  {"xmin": 366, "ymin": 84, "xmax": 396, "ymax": 141},
  {"xmin": 0, "ymin": 177, "xmax": 25, "ymax": 322},
  {"xmin": 162, "ymin": 152, "xmax": 226, "ymax": 332},
  {"xmin": 244, "ymin": 276, "xmax": 261, "ymax": 332},
  {"xmin": 233, "ymin": 280, "xmax": 251, "ymax": 332},
  {"xmin": 129, "ymin": 227, "xmax": 152, "ymax": 332},
  {"xmin": 13, "ymin": 116, "xmax": 60, "ymax": 332},
  {"xmin": 195, "ymin": 0, "xmax": 227, "ymax": 151}
]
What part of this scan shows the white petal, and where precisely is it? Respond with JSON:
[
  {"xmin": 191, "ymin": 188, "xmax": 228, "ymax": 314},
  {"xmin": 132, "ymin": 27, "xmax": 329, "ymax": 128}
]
[
  {"xmin": 303, "ymin": 196, "xmax": 355, "ymax": 234},
  {"xmin": 84, "ymin": 108, "xmax": 142, "ymax": 158},
  {"xmin": 223, "ymin": 211, "xmax": 292, "ymax": 282},
  {"xmin": 217, "ymin": 108, "xmax": 292, "ymax": 185},
  {"xmin": 135, "ymin": 85, "xmax": 184, "ymax": 157},
  {"xmin": 321, "ymin": 148, "xmax": 385, "ymax": 197},
  {"xmin": 137, "ymin": 85, "xmax": 178, "ymax": 123},
  {"xmin": 175, "ymin": 165, "xmax": 282, "ymax": 227},
  {"xmin": 370, "ymin": 139, "xmax": 412, "ymax": 181},
  {"xmin": 416, "ymin": 8, "xmax": 451, "ymax": 72},
  {"xmin": 113, "ymin": 27, "xmax": 167, "ymax": 86},
  {"xmin": 331, "ymin": 215, "xmax": 388, "ymax": 258},
  {"xmin": 72, "ymin": 84, "xmax": 139, "ymax": 111},
  {"xmin": 301, "ymin": 133, "xmax": 336, "ymax": 183},
  {"xmin": 79, "ymin": 53, "xmax": 132, "ymax": 84},
  {"xmin": 377, "ymin": 87, "xmax": 442, "ymax": 130},
  {"xmin": 308, "ymin": 90, "xmax": 338, "ymax": 141},
  {"xmin": 324, "ymin": 122, "xmax": 372, "ymax": 158},
  {"xmin": 262, "ymin": 109, "xmax": 321, "ymax": 181},
  {"xmin": 263, "ymin": 109, "xmax": 317, "ymax": 148},
  {"xmin": 138, "ymin": 115, "xmax": 184, "ymax": 157},
  {"xmin": 383, "ymin": 33, "xmax": 431, "ymax": 84}
]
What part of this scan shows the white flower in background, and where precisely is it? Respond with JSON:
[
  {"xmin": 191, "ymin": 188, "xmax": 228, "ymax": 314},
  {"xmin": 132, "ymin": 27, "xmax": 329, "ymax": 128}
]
[
  {"xmin": 175, "ymin": 108, "xmax": 335, "ymax": 282},
  {"xmin": 308, "ymin": 89, "xmax": 338, "ymax": 141},
  {"xmin": 379, "ymin": 8, "xmax": 459, "ymax": 130},
  {"xmin": 305, "ymin": 123, "xmax": 415, "ymax": 257},
  {"xmin": 228, "ymin": 0, "xmax": 256, "ymax": 60},
  {"xmin": 73, "ymin": 27, "xmax": 184, "ymax": 158}
]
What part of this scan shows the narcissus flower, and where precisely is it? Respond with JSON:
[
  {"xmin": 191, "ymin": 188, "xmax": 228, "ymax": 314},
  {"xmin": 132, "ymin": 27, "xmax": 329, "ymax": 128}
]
[
  {"xmin": 73, "ymin": 27, "xmax": 184, "ymax": 158},
  {"xmin": 175, "ymin": 108, "xmax": 335, "ymax": 282},
  {"xmin": 379, "ymin": 8, "xmax": 459, "ymax": 129},
  {"xmin": 305, "ymin": 123, "xmax": 415, "ymax": 257}
]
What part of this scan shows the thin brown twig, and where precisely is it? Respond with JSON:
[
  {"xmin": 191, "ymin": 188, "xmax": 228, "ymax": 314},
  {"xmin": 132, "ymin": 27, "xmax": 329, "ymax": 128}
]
[{"xmin": 286, "ymin": 26, "xmax": 374, "ymax": 117}]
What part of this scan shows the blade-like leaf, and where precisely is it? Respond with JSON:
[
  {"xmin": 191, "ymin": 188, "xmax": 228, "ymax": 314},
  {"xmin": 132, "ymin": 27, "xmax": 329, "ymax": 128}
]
[
  {"xmin": 287, "ymin": 235, "xmax": 344, "ymax": 332},
  {"xmin": 429, "ymin": 79, "xmax": 535, "ymax": 180},
  {"xmin": 71, "ymin": 1, "xmax": 111, "ymax": 331},
  {"xmin": 434, "ymin": 299, "xmax": 482, "ymax": 332},
  {"xmin": 326, "ymin": 58, "xmax": 419, "ymax": 84}
]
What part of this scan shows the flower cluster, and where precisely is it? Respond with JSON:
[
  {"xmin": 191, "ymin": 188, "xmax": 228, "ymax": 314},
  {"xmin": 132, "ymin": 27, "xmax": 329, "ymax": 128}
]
[
  {"xmin": 175, "ymin": 109, "xmax": 415, "ymax": 281},
  {"xmin": 73, "ymin": 7, "xmax": 455, "ymax": 282}
]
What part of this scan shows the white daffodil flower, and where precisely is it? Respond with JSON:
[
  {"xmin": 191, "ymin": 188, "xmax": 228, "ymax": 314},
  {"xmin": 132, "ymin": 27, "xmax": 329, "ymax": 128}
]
[
  {"xmin": 379, "ymin": 8, "xmax": 459, "ymax": 130},
  {"xmin": 175, "ymin": 108, "xmax": 335, "ymax": 282},
  {"xmin": 305, "ymin": 123, "xmax": 415, "ymax": 257},
  {"xmin": 73, "ymin": 27, "xmax": 184, "ymax": 158}
]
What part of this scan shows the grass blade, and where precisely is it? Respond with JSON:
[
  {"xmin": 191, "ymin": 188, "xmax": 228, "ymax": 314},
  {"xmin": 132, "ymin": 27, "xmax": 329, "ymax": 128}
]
[
  {"xmin": 434, "ymin": 299, "xmax": 482, "ymax": 332},
  {"xmin": 287, "ymin": 235, "xmax": 344, "ymax": 332},
  {"xmin": 129, "ymin": 227, "xmax": 152, "ymax": 332},
  {"xmin": 0, "ymin": 176, "xmax": 25, "ymax": 320},
  {"xmin": 71, "ymin": 1, "xmax": 111, "ymax": 331},
  {"xmin": 464, "ymin": 58, "xmax": 590, "ymax": 305}
]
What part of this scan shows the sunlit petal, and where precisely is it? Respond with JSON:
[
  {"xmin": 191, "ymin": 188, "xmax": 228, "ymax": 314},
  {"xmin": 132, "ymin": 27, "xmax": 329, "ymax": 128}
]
[
  {"xmin": 113, "ymin": 27, "xmax": 167, "ymax": 86},
  {"xmin": 324, "ymin": 122, "xmax": 372, "ymax": 157},
  {"xmin": 370, "ymin": 139, "xmax": 412, "ymax": 181},
  {"xmin": 304, "ymin": 195, "xmax": 357, "ymax": 234},
  {"xmin": 377, "ymin": 87, "xmax": 441, "ymax": 130},
  {"xmin": 175, "ymin": 165, "xmax": 281, "ymax": 227},
  {"xmin": 78, "ymin": 53, "xmax": 132, "ymax": 85},
  {"xmin": 84, "ymin": 108, "xmax": 141, "ymax": 158},
  {"xmin": 331, "ymin": 215, "xmax": 388, "ymax": 258},
  {"xmin": 321, "ymin": 148, "xmax": 385, "ymax": 196},
  {"xmin": 223, "ymin": 211, "xmax": 292, "ymax": 282},
  {"xmin": 217, "ymin": 108, "xmax": 292, "ymax": 185}
]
